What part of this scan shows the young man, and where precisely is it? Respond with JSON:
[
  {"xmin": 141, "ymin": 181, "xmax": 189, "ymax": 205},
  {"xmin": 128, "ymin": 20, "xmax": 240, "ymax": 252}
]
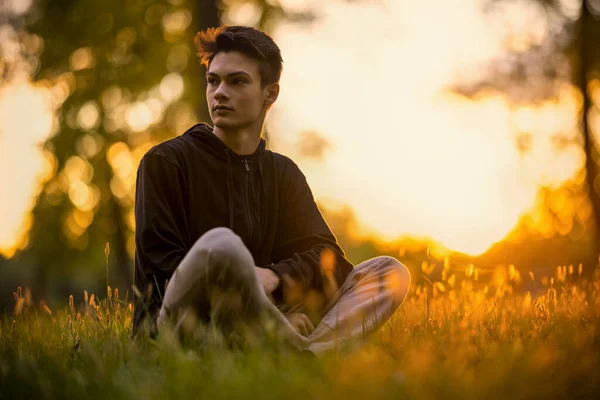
[{"xmin": 133, "ymin": 25, "xmax": 411, "ymax": 354}]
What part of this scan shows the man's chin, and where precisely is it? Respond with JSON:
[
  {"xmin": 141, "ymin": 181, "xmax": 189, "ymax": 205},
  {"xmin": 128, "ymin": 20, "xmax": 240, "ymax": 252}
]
[{"xmin": 213, "ymin": 118, "xmax": 244, "ymax": 131}]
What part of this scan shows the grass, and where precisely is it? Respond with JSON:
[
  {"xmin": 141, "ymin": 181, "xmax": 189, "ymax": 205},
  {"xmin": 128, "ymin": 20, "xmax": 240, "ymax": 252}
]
[{"xmin": 1, "ymin": 262, "xmax": 599, "ymax": 399}]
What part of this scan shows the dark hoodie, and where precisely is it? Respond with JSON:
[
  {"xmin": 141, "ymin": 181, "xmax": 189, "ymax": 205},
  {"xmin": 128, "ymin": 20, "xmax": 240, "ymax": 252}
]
[{"xmin": 133, "ymin": 123, "xmax": 354, "ymax": 335}]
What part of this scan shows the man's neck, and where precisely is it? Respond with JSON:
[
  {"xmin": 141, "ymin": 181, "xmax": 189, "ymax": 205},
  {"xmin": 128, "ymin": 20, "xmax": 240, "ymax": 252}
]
[{"xmin": 213, "ymin": 120, "xmax": 264, "ymax": 156}]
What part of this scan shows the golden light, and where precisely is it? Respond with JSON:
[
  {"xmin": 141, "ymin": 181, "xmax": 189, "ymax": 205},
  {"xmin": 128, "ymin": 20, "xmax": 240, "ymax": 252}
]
[
  {"xmin": 110, "ymin": 176, "xmax": 129, "ymax": 200},
  {"xmin": 61, "ymin": 153, "xmax": 100, "ymax": 212},
  {"xmin": 159, "ymin": 72, "xmax": 184, "ymax": 102},
  {"xmin": 126, "ymin": 208, "xmax": 135, "ymax": 231},
  {"xmin": 116, "ymin": 27, "xmax": 136, "ymax": 48},
  {"xmin": 169, "ymin": 102, "xmax": 197, "ymax": 134},
  {"xmin": 50, "ymin": 73, "xmax": 74, "ymax": 105},
  {"xmin": 319, "ymin": 247, "xmax": 335, "ymax": 277},
  {"xmin": 145, "ymin": 97, "xmax": 166, "ymax": 125},
  {"xmin": 7, "ymin": 0, "xmax": 33, "ymax": 14},
  {"xmin": 77, "ymin": 101, "xmax": 100, "ymax": 131},
  {"xmin": 267, "ymin": 0, "xmax": 587, "ymax": 255},
  {"xmin": 64, "ymin": 156, "xmax": 93, "ymax": 183},
  {"xmin": 101, "ymin": 86, "xmax": 123, "ymax": 110},
  {"xmin": 222, "ymin": 1, "xmax": 262, "ymax": 26},
  {"xmin": 0, "ymin": 79, "xmax": 58, "ymax": 258},
  {"xmin": 107, "ymin": 141, "xmax": 133, "ymax": 178},
  {"xmin": 69, "ymin": 47, "xmax": 95, "ymax": 71},
  {"xmin": 75, "ymin": 132, "xmax": 104, "ymax": 159},
  {"xmin": 68, "ymin": 180, "xmax": 93, "ymax": 210},
  {"xmin": 65, "ymin": 212, "xmax": 86, "ymax": 236},
  {"xmin": 62, "ymin": 210, "xmax": 90, "ymax": 249},
  {"xmin": 106, "ymin": 142, "xmax": 135, "ymax": 206},
  {"xmin": 125, "ymin": 102, "xmax": 153, "ymax": 132},
  {"xmin": 161, "ymin": 10, "xmax": 192, "ymax": 35},
  {"xmin": 72, "ymin": 209, "xmax": 94, "ymax": 229},
  {"xmin": 166, "ymin": 44, "xmax": 190, "ymax": 73},
  {"xmin": 0, "ymin": 0, "xmax": 594, "ymax": 259},
  {"xmin": 126, "ymin": 235, "xmax": 136, "ymax": 258}
]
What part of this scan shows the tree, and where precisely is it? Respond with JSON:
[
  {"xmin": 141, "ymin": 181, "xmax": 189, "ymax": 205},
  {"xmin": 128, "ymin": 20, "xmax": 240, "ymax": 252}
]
[
  {"xmin": 17, "ymin": 0, "xmax": 203, "ymax": 300},
  {"xmin": 5, "ymin": 0, "xmax": 367, "ymax": 310},
  {"xmin": 451, "ymin": 0, "xmax": 600, "ymax": 263},
  {"xmin": 4, "ymin": 0, "xmax": 322, "ymax": 304}
]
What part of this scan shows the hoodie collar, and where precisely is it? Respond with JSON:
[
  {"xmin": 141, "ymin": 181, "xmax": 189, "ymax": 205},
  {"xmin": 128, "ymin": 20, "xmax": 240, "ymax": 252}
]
[
  {"xmin": 183, "ymin": 123, "xmax": 269, "ymax": 233},
  {"xmin": 185, "ymin": 122, "xmax": 267, "ymax": 161}
]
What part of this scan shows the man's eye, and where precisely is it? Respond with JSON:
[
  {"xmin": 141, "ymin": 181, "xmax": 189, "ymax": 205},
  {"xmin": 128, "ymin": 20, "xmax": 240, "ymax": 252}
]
[
  {"xmin": 207, "ymin": 78, "xmax": 217, "ymax": 85},
  {"xmin": 233, "ymin": 78, "xmax": 246, "ymax": 84}
]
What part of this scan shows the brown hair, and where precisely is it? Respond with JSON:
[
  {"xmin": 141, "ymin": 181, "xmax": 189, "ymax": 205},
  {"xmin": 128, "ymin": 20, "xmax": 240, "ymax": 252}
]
[{"xmin": 194, "ymin": 25, "xmax": 283, "ymax": 87}]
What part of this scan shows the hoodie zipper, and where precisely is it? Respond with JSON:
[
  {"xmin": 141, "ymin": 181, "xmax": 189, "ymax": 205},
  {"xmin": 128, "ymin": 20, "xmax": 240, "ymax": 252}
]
[{"xmin": 243, "ymin": 159, "xmax": 254, "ymax": 241}]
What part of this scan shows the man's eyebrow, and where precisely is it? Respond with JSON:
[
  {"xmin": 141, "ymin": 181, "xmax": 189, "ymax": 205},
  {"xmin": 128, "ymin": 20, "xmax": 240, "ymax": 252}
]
[{"xmin": 206, "ymin": 71, "xmax": 252, "ymax": 78}]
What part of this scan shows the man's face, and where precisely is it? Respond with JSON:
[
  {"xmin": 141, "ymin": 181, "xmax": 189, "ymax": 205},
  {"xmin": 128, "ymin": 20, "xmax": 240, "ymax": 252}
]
[{"xmin": 206, "ymin": 51, "xmax": 275, "ymax": 130}]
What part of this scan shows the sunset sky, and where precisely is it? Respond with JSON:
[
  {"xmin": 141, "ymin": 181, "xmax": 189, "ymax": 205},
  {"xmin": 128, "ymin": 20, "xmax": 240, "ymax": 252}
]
[
  {"xmin": 266, "ymin": 0, "xmax": 583, "ymax": 254},
  {"xmin": 0, "ymin": 0, "xmax": 586, "ymax": 257}
]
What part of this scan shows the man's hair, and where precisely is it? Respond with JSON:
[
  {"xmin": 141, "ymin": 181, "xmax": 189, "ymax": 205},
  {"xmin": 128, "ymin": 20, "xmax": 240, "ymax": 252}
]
[{"xmin": 194, "ymin": 25, "xmax": 283, "ymax": 87}]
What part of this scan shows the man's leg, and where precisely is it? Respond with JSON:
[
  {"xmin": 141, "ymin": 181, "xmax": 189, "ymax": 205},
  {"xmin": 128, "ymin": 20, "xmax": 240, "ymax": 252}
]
[
  {"xmin": 157, "ymin": 227, "xmax": 308, "ymax": 349},
  {"xmin": 307, "ymin": 256, "xmax": 411, "ymax": 354}
]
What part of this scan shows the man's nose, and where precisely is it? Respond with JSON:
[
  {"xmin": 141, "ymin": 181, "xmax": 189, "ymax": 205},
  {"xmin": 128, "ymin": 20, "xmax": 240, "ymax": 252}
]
[{"xmin": 214, "ymin": 82, "xmax": 229, "ymax": 101}]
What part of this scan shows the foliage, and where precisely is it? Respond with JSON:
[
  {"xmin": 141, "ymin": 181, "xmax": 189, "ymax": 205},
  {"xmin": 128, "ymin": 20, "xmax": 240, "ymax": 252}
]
[
  {"xmin": 7, "ymin": 0, "xmax": 207, "ymax": 300},
  {"xmin": 2, "ymin": 262, "xmax": 599, "ymax": 399},
  {"xmin": 451, "ymin": 0, "xmax": 600, "ymax": 261},
  {"xmin": 1, "ymin": 0, "xmax": 320, "ymax": 311}
]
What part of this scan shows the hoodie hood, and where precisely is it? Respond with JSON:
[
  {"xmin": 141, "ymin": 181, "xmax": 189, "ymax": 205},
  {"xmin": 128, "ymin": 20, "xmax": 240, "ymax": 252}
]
[
  {"xmin": 182, "ymin": 122, "xmax": 269, "ymax": 241},
  {"xmin": 184, "ymin": 122, "xmax": 267, "ymax": 161}
]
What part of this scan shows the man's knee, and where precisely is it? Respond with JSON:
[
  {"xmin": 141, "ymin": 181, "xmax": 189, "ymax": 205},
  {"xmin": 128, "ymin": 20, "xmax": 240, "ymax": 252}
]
[
  {"xmin": 376, "ymin": 256, "xmax": 411, "ymax": 301},
  {"xmin": 190, "ymin": 228, "xmax": 247, "ymax": 263},
  {"xmin": 189, "ymin": 227, "xmax": 255, "ymax": 284},
  {"xmin": 193, "ymin": 227, "xmax": 239, "ymax": 253}
]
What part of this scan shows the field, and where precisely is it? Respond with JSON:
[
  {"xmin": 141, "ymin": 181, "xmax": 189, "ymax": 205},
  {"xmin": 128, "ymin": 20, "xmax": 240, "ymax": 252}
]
[{"xmin": 1, "ymin": 262, "xmax": 599, "ymax": 399}]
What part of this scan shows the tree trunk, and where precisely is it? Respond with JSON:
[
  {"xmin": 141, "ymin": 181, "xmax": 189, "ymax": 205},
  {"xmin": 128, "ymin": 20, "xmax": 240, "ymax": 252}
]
[
  {"xmin": 190, "ymin": 1, "xmax": 221, "ymax": 122},
  {"xmin": 107, "ymin": 194, "xmax": 132, "ymax": 292},
  {"xmin": 579, "ymin": 0, "xmax": 600, "ymax": 264}
]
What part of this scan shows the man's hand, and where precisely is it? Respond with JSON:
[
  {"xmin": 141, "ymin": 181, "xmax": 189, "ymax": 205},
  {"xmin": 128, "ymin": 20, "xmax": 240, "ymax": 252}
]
[
  {"xmin": 254, "ymin": 267, "xmax": 280, "ymax": 295},
  {"xmin": 286, "ymin": 313, "xmax": 314, "ymax": 337}
]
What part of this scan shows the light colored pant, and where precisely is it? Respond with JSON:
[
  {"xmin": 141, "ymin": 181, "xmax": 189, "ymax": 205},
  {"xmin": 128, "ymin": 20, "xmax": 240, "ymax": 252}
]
[{"xmin": 157, "ymin": 227, "xmax": 411, "ymax": 354}]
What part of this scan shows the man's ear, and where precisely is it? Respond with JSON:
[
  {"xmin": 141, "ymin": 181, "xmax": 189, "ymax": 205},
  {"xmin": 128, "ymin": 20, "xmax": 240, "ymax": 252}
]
[{"xmin": 264, "ymin": 82, "xmax": 280, "ymax": 106}]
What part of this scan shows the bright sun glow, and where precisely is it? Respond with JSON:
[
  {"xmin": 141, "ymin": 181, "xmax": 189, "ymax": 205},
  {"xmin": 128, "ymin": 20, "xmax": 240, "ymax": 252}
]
[
  {"xmin": 0, "ymin": 0, "xmax": 586, "ymax": 258},
  {"xmin": 267, "ymin": 0, "xmax": 583, "ymax": 255},
  {"xmin": 0, "ymin": 80, "xmax": 56, "ymax": 258}
]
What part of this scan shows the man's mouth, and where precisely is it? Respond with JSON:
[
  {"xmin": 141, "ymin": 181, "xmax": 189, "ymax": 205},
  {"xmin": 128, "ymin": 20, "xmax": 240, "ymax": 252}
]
[{"xmin": 214, "ymin": 105, "xmax": 233, "ymax": 111}]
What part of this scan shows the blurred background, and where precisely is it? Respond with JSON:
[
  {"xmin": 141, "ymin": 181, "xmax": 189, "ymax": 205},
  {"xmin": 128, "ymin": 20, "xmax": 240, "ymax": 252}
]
[{"xmin": 1, "ymin": 0, "xmax": 600, "ymax": 311}]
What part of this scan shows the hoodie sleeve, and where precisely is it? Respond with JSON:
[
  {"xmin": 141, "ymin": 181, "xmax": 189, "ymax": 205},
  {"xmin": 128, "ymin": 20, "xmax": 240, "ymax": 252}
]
[
  {"xmin": 134, "ymin": 152, "xmax": 190, "ymax": 300},
  {"xmin": 266, "ymin": 160, "xmax": 354, "ymax": 310}
]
